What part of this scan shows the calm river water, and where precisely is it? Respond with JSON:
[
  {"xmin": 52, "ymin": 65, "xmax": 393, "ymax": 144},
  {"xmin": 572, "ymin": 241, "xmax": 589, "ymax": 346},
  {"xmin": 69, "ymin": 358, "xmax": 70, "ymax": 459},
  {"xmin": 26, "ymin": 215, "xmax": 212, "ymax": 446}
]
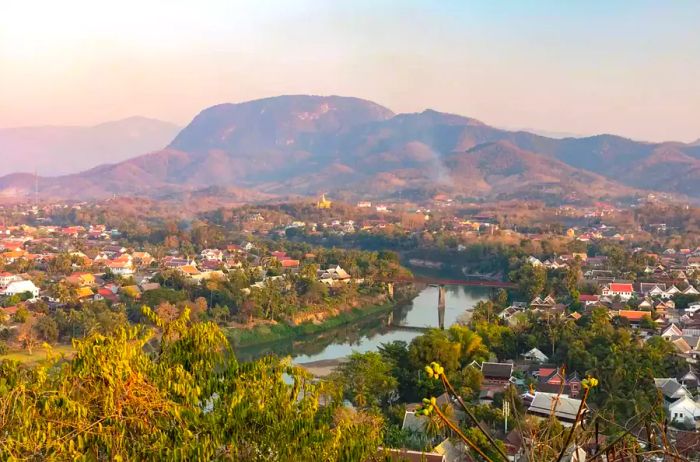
[{"xmin": 236, "ymin": 285, "xmax": 490, "ymax": 363}]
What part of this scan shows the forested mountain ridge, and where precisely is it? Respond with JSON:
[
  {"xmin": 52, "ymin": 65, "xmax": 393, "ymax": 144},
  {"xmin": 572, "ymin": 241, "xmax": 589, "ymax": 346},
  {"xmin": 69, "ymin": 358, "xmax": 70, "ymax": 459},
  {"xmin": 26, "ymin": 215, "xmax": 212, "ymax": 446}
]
[{"xmin": 1, "ymin": 95, "xmax": 698, "ymax": 201}]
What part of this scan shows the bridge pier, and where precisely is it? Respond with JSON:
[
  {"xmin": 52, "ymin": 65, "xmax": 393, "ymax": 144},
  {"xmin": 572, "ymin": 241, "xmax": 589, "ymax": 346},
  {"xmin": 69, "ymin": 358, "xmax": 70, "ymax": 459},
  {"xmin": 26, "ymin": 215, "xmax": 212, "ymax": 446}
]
[{"xmin": 438, "ymin": 284, "xmax": 446, "ymax": 330}]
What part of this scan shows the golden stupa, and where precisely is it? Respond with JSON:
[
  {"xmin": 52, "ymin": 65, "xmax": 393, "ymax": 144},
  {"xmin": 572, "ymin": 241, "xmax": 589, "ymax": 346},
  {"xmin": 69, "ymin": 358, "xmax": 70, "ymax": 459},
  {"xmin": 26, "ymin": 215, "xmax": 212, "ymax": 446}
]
[{"xmin": 317, "ymin": 194, "xmax": 332, "ymax": 209}]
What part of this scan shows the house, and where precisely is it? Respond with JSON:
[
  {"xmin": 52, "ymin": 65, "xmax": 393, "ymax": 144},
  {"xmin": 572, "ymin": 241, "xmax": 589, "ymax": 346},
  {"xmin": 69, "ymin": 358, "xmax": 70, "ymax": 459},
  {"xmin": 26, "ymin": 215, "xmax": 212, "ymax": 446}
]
[
  {"xmin": 530, "ymin": 295, "xmax": 556, "ymax": 309},
  {"xmin": 140, "ymin": 282, "xmax": 161, "ymax": 292},
  {"xmin": 75, "ymin": 287, "xmax": 94, "ymax": 300},
  {"xmin": 201, "ymin": 249, "xmax": 224, "ymax": 261},
  {"xmin": 662, "ymin": 324, "xmax": 684, "ymax": 338},
  {"xmin": 433, "ymin": 438, "xmax": 467, "ymax": 462},
  {"xmin": 66, "ymin": 272, "xmax": 96, "ymax": 287},
  {"xmin": 317, "ymin": 265, "xmax": 352, "ymax": 285},
  {"xmin": 480, "ymin": 362, "xmax": 513, "ymax": 390},
  {"xmin": 103, "ymin": 245, "xmax": 126, "ymax": 255},
  {"xmin": 401, "ymin": 393, "xmax": 462, "ymax": 435},
  {"xmin": 94, "ymin": 288, "xmax": 119, "ymax": 303},
  {"xmin": 655, "ymin": 377, "xmax": 700, "ymax": 429},
  {"xmin": 665, "ymin": 285, "xmax": 681, "ymax": 298},
  {"xmin": 376, "ymin": 448, "xmax": 445, "ymax": 462},
  {"xmin": 639, "ymin": 282, "xmax": 666, "ymax": 296},
  {"xmin": 178, "ymin": 265, "xmax": 201, "ymax": 278},
  {"xmin": 669, "ymin": 395, "xmax": 700, "ymax": 429},
  {"xmin": 163, "ymin": 257, "xmax": 192, "ymax": 268},
  {"xmin": 199, "ymin": 259, "xmax": 223, "ymax": 271},
  {"xmin": 279, "ymin": 259, "xmax": 300, "ymax": 269},
  {"xmin": 616, "ymin": 310, "xmax": 652, "ymax": 326},
  {"xmin": 656, "ymin": 378, "xmax": 692, "ymax": 402},
  {"xmin": 522, "ymin": 347, "xmax": 549, "ymax": 363},
  {"xmin": 536, "ymin": 367, "xmax": 583, "ymax": 398},
  {"xmin": 1, "ymin": 250, "xmax": 27, "ymax": 264},
  {"xmin": 1, "ymin": 279, "xmax": 39, "ymax": 299},
  {"xmin": 499, "ymin": 305, "xmax": 526, "ymax": 324},
  {"xmin": 578, "ymin": 294, "xmax": 600, "ymax": 307},
  {"xmin": 601, "ymin": 282, "xmax": 634, "ymax": 301},
  {"xmin": 106, "ymin": 260, "xmax": 134, "ymax": 276},
  {"xmin": 527, "ymin": 256, "xmax": 543, "ymax": 267},
  {"xmin": 0, "ymin": 272, "xmax": 20, "ymax": 287},
  {"xmin": 132, "ymin": 252, "xmax": 154, "ymax": 266},
  {"xmin": 680, "ymin": 369, "xmax": 700, "ymax": 390},
  {"xmin": 525, "ymin": 392, "xmax": 584, "ymax": 427}
]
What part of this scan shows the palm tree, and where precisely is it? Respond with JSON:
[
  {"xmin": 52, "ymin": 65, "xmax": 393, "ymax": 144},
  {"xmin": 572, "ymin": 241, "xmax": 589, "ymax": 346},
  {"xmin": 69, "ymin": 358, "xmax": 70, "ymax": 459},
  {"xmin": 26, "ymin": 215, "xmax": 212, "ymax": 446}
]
[{"xmin": 423, "ymin": 402, "xmax": 456, "ymax": 442}]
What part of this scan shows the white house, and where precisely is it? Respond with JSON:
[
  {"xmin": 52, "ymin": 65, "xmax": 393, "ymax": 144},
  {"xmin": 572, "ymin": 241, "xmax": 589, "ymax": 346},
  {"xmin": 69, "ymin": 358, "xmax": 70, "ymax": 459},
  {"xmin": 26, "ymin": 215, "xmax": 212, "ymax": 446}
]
[
  {"xmin": 527, "ymin": 256, "xmax": 543, "ymax": 267},
  {"xmin": 1, "ymin": 279, "xmax": 39, "ymax": 299},
  {"xmin": 200, "ymin": 249, "xmax": 224, "ymax": 261},
  {"xmin": 0, "ymin": 272, "xmax": 20, "ymax": 287},
  {"xmin": 106, "ymin": 260, "xmax": 134, "ymax": 276},
  {"xmin": 668, "ymin": 395, "xmax": 700, "ymax": 429},
  {"xmin": 522, "ymin": 347, "xmax": 549, "ymax": 363},
  {"xmin": 601, "ymin": 283, "xmax": 634, "ymax": 301}
]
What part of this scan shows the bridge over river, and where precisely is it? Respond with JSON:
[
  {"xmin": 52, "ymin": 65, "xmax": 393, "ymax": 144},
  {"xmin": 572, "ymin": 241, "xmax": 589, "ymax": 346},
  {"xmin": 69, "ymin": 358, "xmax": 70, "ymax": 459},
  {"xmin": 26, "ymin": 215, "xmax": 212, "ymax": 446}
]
[
  {"xmin": 385, "ymin": 275, "xmax": 516, "ymax": 288},
  {"xmin": 382, "ymin": 277, "xmax": 516, "ymax": 330}
]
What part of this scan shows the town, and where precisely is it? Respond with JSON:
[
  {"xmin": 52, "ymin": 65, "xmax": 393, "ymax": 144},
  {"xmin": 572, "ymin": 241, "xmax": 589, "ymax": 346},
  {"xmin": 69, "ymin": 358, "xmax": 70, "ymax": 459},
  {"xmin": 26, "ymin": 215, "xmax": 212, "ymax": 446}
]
[{"xmin": 1, "ymin": 195, "xmax": 700, "ymax": 460}]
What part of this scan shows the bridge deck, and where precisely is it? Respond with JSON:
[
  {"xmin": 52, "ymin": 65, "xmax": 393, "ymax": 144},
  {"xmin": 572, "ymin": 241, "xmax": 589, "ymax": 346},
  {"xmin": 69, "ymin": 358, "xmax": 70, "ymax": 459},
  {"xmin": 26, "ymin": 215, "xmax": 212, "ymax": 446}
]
[{"xmin": 386, "ymin": 276, "xmax": 516, "ymax": 288}]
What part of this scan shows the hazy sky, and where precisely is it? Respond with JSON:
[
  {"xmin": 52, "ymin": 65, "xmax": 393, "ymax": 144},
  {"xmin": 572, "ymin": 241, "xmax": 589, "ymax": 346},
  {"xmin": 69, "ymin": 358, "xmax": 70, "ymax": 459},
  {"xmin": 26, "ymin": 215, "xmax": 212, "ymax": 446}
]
[{"xmin": 1, "ymin": 0, "xmax": 699, "ymax": 142}]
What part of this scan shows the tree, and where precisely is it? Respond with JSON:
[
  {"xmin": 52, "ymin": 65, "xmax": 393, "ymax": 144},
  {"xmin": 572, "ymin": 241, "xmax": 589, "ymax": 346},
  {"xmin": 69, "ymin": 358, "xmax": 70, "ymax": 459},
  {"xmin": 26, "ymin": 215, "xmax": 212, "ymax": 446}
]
[
  {"xmin": 511, "ymin": 262, "xmax": 547, "ymax": 300},
  {"xmin": 455, "ymin": 365, "xmax": 483, "ymax": 399},
  {"xmin": 0, "ymin": 307, "xmax": 383, "ymax": 460},
  {"xmin": 409, "ymin": 329, "xmax": 462, "ymax": 374},
  {"xmin": 16, "ymin": 315, "xmax": 38, "ymax": 355},
  {"xmin": 191, "ymin": 296, "xmax": 208, "ymax": 321},
  {"xmin": 447, "ymin": 325, "xmax": 490, "ymax": 366},
  {"xmin": 332, "ymin": 351, "xmax": 398, "ymax": 409},
  {"xmin": 493, "ymin": 288, "xmax": 509, "ymax": 308},
  {"xmin": 35, "ymin": 315, "xmax": 59, "ymax": 343},
  {"xmin": 13, "ymin": 305, "xmax": 30, "ymax": 323}
]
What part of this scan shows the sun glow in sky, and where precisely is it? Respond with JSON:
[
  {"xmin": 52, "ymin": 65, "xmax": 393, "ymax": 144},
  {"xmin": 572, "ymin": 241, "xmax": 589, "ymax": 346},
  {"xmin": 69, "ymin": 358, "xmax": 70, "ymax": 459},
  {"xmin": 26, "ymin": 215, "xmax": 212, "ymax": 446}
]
[{"xmin": 1, "ymin": 0, "xmax": 699, "ymax": 141}]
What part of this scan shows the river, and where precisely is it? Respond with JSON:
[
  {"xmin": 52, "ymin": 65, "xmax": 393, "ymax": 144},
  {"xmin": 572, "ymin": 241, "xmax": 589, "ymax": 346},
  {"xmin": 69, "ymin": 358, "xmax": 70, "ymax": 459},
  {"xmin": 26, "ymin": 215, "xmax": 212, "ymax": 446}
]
[{"xmin": 235, "ymin": 284, "xmax": 490, "ymax": 363}]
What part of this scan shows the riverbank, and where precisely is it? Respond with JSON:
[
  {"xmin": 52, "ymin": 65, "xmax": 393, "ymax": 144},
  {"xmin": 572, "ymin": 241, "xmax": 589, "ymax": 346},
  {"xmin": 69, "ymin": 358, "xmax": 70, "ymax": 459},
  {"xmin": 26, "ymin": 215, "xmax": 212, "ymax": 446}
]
[
  {"xmin": 227, "ymin": 300, "xmax": 399, "ymax": 348},
  {"xmin": 297, "ymin": 358, "xmax": 347, "ymax": 377}
]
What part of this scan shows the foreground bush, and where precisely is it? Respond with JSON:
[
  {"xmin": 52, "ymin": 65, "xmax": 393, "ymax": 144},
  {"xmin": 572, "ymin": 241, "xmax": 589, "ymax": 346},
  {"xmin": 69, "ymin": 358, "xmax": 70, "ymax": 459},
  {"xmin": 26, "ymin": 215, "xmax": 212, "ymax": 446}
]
[{"xmin": 0, "ymin": 307, "xmax": 382, "ymax": 461}]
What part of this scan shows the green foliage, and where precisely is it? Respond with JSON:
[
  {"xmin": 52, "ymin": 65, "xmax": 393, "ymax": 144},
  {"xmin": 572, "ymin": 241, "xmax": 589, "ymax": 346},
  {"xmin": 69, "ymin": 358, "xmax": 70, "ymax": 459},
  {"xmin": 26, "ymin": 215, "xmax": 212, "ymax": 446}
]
[
  {"xmin": 331, "ymin": 351, "xmax": 398, "ymax": 409},
  {"xmin": 0, "ymin": 307, "xmax": 383, "ymax": 460},
  {"xmin": 35, "ymin": 315, "xmax": 59, "ymax": 343},
  {"xmin": 510, "ymin": 262, "xmax": 547, "ymax": 300},
  {"xmin": 141, "ymin": 287, "xmax": 188, "ymax": 308},
  {"xmin": 462, "ymin": 426, "xmax": 507, "ymax": 462},
  {"xmin": 12, "ymin": 306, "xmax": 29, "ymax": 323}
]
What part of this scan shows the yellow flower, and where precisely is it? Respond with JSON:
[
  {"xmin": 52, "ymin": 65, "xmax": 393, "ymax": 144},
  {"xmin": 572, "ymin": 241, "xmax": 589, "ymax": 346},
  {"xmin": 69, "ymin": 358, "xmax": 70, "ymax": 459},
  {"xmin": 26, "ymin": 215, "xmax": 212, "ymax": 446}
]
[
  {"xmin": 428, "ymin": 362, "xmax": 444, "ymax": 378},
  {"xmin": 582, "ymin": 375, "xmax": 599, "ymax": 389}
]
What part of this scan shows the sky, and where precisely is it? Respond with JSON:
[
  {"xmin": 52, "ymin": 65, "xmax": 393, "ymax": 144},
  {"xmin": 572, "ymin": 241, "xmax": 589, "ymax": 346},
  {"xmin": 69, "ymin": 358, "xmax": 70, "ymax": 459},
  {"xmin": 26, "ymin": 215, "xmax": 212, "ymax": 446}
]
[{"xmin": 1, "ymin": 0, "xmax": 699, "ymax": 142}]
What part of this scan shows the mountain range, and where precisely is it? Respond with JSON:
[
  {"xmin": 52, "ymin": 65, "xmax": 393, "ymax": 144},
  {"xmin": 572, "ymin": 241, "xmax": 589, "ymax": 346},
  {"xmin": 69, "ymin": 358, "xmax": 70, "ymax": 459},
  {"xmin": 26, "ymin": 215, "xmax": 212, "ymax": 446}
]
[
  {"xmin": 0, "ymin": 117, "xmax": 180, "ymax": 177},
  {"xmin": 1, "ymin": 95, "xmax": 699, "ymax": 203}
]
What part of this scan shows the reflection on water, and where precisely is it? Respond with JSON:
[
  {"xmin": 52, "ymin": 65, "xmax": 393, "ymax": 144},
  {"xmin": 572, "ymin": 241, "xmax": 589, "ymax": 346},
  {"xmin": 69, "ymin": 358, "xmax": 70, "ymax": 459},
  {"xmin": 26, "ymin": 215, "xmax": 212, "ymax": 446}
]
[{"xmin": 235, "ymin": 285, "xmax": 490, "ymax": 363}]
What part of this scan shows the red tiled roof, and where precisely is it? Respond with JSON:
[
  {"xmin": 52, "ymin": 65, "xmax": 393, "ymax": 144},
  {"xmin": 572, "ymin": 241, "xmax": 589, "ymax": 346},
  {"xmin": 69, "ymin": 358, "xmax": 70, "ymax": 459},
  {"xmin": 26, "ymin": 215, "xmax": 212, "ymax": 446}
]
[
  {"xmin": 609, "ymin": 283, "xmax": 633, "ymax": 292},
  {"xmin": 617, "ymin": 310, "xmax": 651, "ymax": 321},
  {"xmin": 1, "ymin": 306, "xmax": 18, "ymax": 315}
]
